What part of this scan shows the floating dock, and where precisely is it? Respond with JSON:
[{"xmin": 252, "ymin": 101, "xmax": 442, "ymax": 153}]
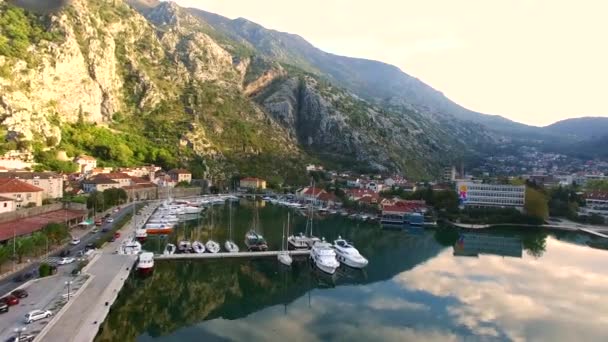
[
  {"xmin": 156, "ymin": 250, "xmax": 310, "ymax": 260},
  {"xmin": 579, "ymin": 228, "xmax": 608, "ymax": 239}
]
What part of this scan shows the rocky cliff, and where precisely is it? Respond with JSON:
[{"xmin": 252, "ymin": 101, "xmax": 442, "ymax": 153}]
[{"xmin": 0, "ymin": 0, "xmax": 495, "ymax": 181}]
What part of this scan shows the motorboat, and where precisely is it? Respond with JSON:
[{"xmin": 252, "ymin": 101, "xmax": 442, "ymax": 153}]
[
  {"xmin": 224, "ymin": 240, "xmax": 239, "ymax": 253},
  {"xmin": 310, "ymin": 239, "xmax": 340, "ymax": 274},
  {"xmin": 245, "ymin": 230, "xmax": 268, "ymax": 251},
  {"xmin": 163, "ymin": 243, "xmax": 176, "ymax": 255},
  {"xmin": 137, "ymin": 252, "xmax": 154, "ymax": 274},
  {"xmin": 180, "ymin": 206, "xmax": 201, "ymax": 215},
  {"xmin": 145, "ymin": 224, "xmax": 174, "ymax": 235},
  {"xmin": 288, "ymin": 233, "xmax": 310, "ymax": 250},
  {"xmin": 333, "ymin": 236, "xmax": 368, "ymax": 268},
  {"xmin": 192, "ymin": 240, "xmax": 205, "ymax": 254},
  {"xmin": 178, "ymin": 241, "xmax": 192, "ymax": 253},
  {"xmin": 205, "ymin": 240, "xmax": 220, "ymax": 254},
  {"xmin": 135, "ymin": 228, "xmax": 147, "ymax": 242},
  {"xmin": 120, "ymin": 240, "xmax": 142, "ymax": 255}
]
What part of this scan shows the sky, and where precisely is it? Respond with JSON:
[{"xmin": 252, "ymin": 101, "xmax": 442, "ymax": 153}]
[{"xmin": 172, "ymin": 0, "xmax": 608, "ymax": 126}]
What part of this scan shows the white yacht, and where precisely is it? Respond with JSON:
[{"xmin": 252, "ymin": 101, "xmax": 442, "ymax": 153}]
[
  {"xmin": 163, "ymin": 243, "xmax": 176, "ymax": 255},
  {"xmin": 137, "ymin": 252, "xmax": 154, "ymax": 274},
  {"xmin": 278, "ymin": 215, "xmax": 293, "ymax": 266},
  {"xmin": 287, "ymin": 233, "xmax": 310, "ymax": 250},
  {"xmin": 206, "ymin": 240, "xmax": 220, "ymax": 253},
  {"xmin": 178, "ymin": 241, "xmax": 192, "ymax": 253},
  {"xmin": 333, "ymin": 236, "xmax": 368, "ymax": 268},
  {"xmin": 192, "ymin": 240, "xmax": 205, "ymax": 254},
  {"xmin": 310, "ymin": 239, "xmax": 340, "ymax": 274},
  {"xmin": 121, "ymin": 240, "xmax": 142, "ymax": 255},
  {"xmin": 224, "ymin": 240, "xmax": 239, "ymax": 253},
  {"xmin": 135, "ymin": 228, "xmax": 147, "ymax": 242},
  {"xmin": 181, "ymin": 206, "xmax": 201, "ymax": 215}
]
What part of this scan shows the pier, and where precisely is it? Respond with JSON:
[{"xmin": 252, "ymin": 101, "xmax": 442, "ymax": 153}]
[
  {"xmin": 579, "ymin": 228, "xmax": 608, "ymax": 239},
  {"xmin": 156, "ymin": 250, "xmax": 310, "ymax": 260}
]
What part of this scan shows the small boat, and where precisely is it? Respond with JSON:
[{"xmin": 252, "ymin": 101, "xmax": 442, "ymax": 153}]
[
  {"xmin": 288, "ymin": 233, "xmax": 310, "ymax": 250},
  {"xmin": 224, "ymin": 240, "xmax": 239, "ymax": 253},
  {"xmin": 278, "ymin": 215, "xmax": 293, "ymax": 266},
  {"xmin": 206, "ymin": 240, "xmax": 220, "ymax": 253},
  {"xmin": 192, "ymin": 240, "xmax": 205, "ymax": 254},
  {"xmin": 310, "ymin": 238, "xmax": 339, "ymax": 274},
  {"xmin": 245, "ymin": 230, "xmax": 268, "ymax": 251},
  {"xmin": 178, "ymin": 241, "xmax": 192, "ymax": 253},
  {"xmin": 137, "ymin": 252, "xmax": 154, "ymax": 274},
  {"xmin": 135, "ymin": 228, "xmax": 147, "ymax": 242},
  {"xmin": 163, "ymin": 243, "xmax": 176, "ymax": 255},
  {"xmin": 333, "ymin": 236, "xmax": 368, "ymax": 268},
  {"xmin": 121, "ymin": 240, "xmax": 142, "ymax": 255}
]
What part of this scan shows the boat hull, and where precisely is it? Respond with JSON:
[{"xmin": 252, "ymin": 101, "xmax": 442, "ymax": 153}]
[
  {"xmin": 278, "ymin": 253, "xmax": 292, "ymax": 266},
  {"xmin": 313, "ymin": 259, "xmax": 338, "ymax": 274},
  {"xmin": 146, "ymin": 228, "xmax": 173, "ymax": 235},
  {"xmin": 335, "ymin": 253, "xmax": 368, "ymax": 268},
  {"xmin": 137, "ymin": 266, "xmax": 154, "ymax": 275}
]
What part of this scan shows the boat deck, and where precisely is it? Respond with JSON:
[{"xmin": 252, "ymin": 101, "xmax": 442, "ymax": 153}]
[{"xmin": 156, "ymin": 250, "xmax": 310, "ymax": 260}]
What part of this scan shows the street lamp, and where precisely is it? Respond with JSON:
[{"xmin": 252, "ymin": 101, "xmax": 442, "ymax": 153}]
[
  {"xmin": 65, "ymin": 280, "xmax": 73, "ymax": 301},
  {"xmin": 14, "ymin": 327, "xmax": 26, "ymax": 340}
]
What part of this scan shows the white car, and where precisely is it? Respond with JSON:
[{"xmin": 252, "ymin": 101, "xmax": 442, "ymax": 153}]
[
  {"xmin": 70, "ymin": 238, "xmax": 80, "ymax": 245},
  {"xmin": 106, "ymin": 218, "xmax": 114, "ymax": 223},
  {"xmin": 25, "ymin": 309, "xmax": 52, "ymax": 324},
  {"xmin": 57, "ymin": 257, "xmax": 75, "ymax": 265}
]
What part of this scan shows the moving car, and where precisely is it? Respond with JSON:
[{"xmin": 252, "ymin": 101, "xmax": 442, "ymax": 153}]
[
  {"xmin": 7, "ymin": 334, "xmax": 35, "ymax": 342},
  {"xmin": 104, "ymin": 213, "xmax": 111, "ymax": 218},
  {"xmin": 70, "ymin": 238, "xmax": 81, "ymax": 245},
  {"xmin": 91, "ymin": 227, "xmax": 99, "ymax": 233},
  {"xmin": 24, "ymin": 309, "xmax": 52, "ymax": 324},
  {"xmin": 84, "ymin": 243, "xmax": 95, "ymax": 251},
  {"xmin": 106, "ymin": 218, "xmax": 114, "ymax": 223},
  {"xmin": 1, "ymin": 295, "xmax": 19, "ymax": 306},
  {"xmin": 94, "ymin": 219, "xmax": 102, "ymax": 226},
  {"xmin": 0, "ymin": 301, "xmax": 8, "ymax": 313},
  {"xmin": 59, "ymin": 249, "xmax": 71, "ymax": 257},
  {"xmin": 114, "ymin": 232, "xmax": 121, "ymax": 239},
  {"xmin": 11, "ymin": 289, "xmax": 28, "ymax": 298},
  {"xmin": 57, "ymin": 257, "xmax": 75, "ymax": 265}
]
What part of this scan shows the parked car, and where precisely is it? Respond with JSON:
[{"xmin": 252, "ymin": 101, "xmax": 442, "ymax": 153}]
[
  {"xmin": 59, "ymin": 249, "xmax": 71, "ymax": 258},
  {"xmin": 94, "ymin": 219, "xmax": 102, "ymax": 226},
  {"xmin": 11, "ymin": 289, "xmax": 28, "ymax": 298},
  {"xmin": 104, "ymin": 213, "xmax": 112, "ymax": 218},
  {"xmin": 91, "ymin": 227, "xmax": 99, "ymax": 233},
  {"xmin": 84, "ymin": 243, "xmax": 95, "ymax": 251},
  {"xmin": 57, "ymin": 257, "xmax": 75, "ymax": 265},
  {"xmin": 24, "ymin": 309, "xmax": 52, "ymax": 324},
  {"xmin": 7, "ymin": 334, "xmax": 35, "ymax": 342},
  {"xmin": 106, "ymin": 218, "xmax": 114, "ymax": 223},
  {"xmin": 101, "ymin": 227, "xmax": 110, "ymax": 233},
  {"xmin": 13, "ymin": 272, "xmax": 32, "ymax": 283},
  {"xmin": 70, "ymin": 238, "xmax": 81, "ymax": 245},
  {"xmin": 0, "ymin": 301, "xmax": 8, "ymax": 313},
  {"xmin": 1, "ymin": 295, "xmax": 19, "ymax": 306}
]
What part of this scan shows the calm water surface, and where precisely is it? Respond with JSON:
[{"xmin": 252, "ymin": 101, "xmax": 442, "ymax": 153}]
[{"xmin": 95, "ymin": 201, "xmax": 608, "ymax": 342}]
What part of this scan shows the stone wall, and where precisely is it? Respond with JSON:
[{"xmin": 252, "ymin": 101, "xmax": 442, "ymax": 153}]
[
  {"xmin": 157, "ymin": 187, "xmax": 202, "ymax": 199},
  {"xmin": 0, "ymin": 202, "xmax": 87, "ymax": 224}
]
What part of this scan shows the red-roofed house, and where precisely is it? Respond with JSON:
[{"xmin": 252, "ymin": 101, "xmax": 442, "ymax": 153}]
[
  {"xmin": 0, "ymin": 179, "xmax": 44, "ymax": 208},
  {"xmin": 317, "ymin": 192, "xmax": 341, "ymax": 207},
  {"xmin": 240, "ymin": 177, "xmax": 266, "ymax": 190},
  {"xmin": 298, "ymin": 186, "xmax": 326, "ymax": 199}
]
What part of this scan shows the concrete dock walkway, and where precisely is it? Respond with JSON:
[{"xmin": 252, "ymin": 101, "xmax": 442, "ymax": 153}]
[{"xmin": 156, "ymin": 250, "xmax": 310, "ymax": 260}]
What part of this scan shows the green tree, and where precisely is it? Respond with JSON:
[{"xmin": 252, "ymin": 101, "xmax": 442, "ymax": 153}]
[
  {"xmin": 31, "ymin": 231, "xmax": 47, "ymax": 256},
  {"xmin": 14, "ymin": 236, "xmax": 34, "ymax": 263},
  {"xmin": 87, "ymin": 191, "xmax": 104, "ymax": 212},
  {"xmin": 43, "ymin": 222, "xmax": 68, "ymax": 245},
  {"xmin": 0, "ymin": 245, "xmax": 10, "ymax": 273},
  {"xmin": 522, "ymin": 230, "xmax": 548, "ymax": 258},
  {"xmin": 525, "ymin": 187, "xmax": 549, "ymax": 220}
]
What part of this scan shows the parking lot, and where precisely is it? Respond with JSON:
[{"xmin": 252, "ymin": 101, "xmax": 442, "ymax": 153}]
[{"xmin": 0, "ymin": 264, "xmax": 88, "ymax": 342}]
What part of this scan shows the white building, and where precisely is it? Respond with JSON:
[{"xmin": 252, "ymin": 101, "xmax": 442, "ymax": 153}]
[
  {"xmin": 456, "ymin": 181, "xmax": 526, "ymax": 210},
  {"xmin": 0, "ymin": 196, "xmax": 15, "ymax": 213},
  {"xmin": 443, "ymin": 166, "xmax": 457, "ymax": 182},
  {"xmin": 0, "ymin": 172, "xmax": 63, "ymax": 199},
  {"xmin": 365, "ymin": 181, "xmax": 383, "ymax": 193},
  {"xmin": 584, "ymin": 192, "xmax": 608, "ymax": 215},
  {"xmin": 74, "ymin": 155, "xmax": 97, "ymax": 173}
]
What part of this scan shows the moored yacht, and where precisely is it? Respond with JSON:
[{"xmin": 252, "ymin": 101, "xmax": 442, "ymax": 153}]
[
  {"xmin": 135, "ymin": 228, "xmax": 147, "ymax": 242},
  {"xmin": 310, "ymin": 239, "xmax": 340, "ymax": 274},
  {"xmin": 287, "ymin": 233, "xmax": 310, "ymax": 250},
  {"xmin": 137, "ymin": 252, "xmax": 154, "ymax": 274},
  {"xmin": 333, "ymin": 236, "xmax": 368, "ymax": 268},
  {"xmin": 178, "ymin": 241, "xmax": 192, "ymax": 253},
  {"xmin": 192, "ymin": 240, "xmax": 205, "ymax": 254},
  {"xmin": 245, "ymin": 230, "xmax": 268, "ymax": 251},
  {"xmin": 224, "ymin": 240, "xmax": 239, "ymax": 253},
  {"xmin": 163, "ymin": 243, "xmax": 176, "ymax": 255},
  {"xmin": 206, "ymin": 240, "xmax": 220, "ymax": 253}
]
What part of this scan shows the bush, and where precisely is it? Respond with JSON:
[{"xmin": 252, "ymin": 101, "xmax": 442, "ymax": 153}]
[{"xmin": 39, "ymin": 262, "xmax": 52, "ymax": 277}]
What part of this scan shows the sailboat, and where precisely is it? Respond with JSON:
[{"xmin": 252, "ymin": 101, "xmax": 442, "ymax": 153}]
[
  {"xmin": 288, "ymin": 179, "xmax": 320, "ymax": 249},
  {"xmin": 224, "ymin": 201, "xmax": 239, "ymax": 253},
  {"xmin": 205, "ymin": 206, "xmax": 220, "ymax": 253},
  {"xmin": 245, "ymin": 200, "xmax": 268, "ymax": 251},
  {"xmin": 278, "ymin": 214, "xmax": 293, "ymax": 266}
]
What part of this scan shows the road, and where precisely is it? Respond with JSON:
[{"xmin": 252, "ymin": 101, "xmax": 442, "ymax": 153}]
[{"xmin": 0, "ymin": 204, "xmax": 136, "ymax": 297}]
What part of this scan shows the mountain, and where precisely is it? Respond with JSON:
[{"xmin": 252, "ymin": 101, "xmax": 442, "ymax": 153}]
[
  {"xmin": 0, "ymin": 0, "xmax": 528, "ymax": 182},
  {"xmin": 188, "ymin": 8, "xmax": 538, "ymax": 135},
  {"xmin": 544, "ymin": 117, "xmax": 608, "ymax": 139}
]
